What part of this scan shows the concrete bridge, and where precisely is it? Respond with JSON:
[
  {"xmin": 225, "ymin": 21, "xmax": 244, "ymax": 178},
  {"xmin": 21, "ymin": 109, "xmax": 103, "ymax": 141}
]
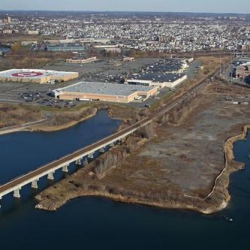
[
  {"xmin": 0, "ymin": 67, "xmax": 217, "ymax": 204},
  {"xmin": 0, "ymin": 115, "xmax": 154, "ymax": 203}
]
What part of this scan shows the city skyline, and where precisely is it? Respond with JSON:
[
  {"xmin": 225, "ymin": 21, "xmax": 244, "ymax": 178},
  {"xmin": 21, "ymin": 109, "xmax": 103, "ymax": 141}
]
[{"xmin": 0, "ymin": 0, "xmax": 249, "ymax": 14}]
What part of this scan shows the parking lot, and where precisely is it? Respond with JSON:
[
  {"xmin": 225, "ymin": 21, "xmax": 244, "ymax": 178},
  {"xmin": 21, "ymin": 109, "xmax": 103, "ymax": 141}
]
[{"xmin": 0, "ymin": 58, "xmax": 200, "ymax": 109}]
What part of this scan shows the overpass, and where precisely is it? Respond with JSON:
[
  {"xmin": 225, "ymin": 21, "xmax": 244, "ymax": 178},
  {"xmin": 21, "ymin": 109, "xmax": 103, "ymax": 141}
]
[{"xmin": 0, "ymin": 67, "xmax": 218, "ymax": 203}]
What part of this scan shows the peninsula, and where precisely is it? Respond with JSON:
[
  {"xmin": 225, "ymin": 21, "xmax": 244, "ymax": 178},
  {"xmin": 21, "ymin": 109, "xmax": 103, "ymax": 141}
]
[{"xmin": 35, "ymin": 80, "xmax": 250, "ymax": 214}]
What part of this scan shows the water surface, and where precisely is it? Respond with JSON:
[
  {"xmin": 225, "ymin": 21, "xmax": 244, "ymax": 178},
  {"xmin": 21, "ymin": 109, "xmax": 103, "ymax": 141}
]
[{"xmin": 0, "ymin": 114, "xmax": 250, "ymax": 250}]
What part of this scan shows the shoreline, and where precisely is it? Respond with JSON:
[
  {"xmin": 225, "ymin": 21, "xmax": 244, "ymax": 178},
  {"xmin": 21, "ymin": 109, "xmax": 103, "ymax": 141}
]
[
  {"xmin": 0, "ymin": 118, "xmax": 47, "ymax": 135},
  {"xmin": 29, "ymin": 108, "xmax": 98, "ymax": 133},
  {"xmin": 0, "ymin": 108, "xmax": 99, "ymax": 135},
  {"xmin": 0, "ymin": 105, "xmax": 132, "ymax": 136},
  {"xmin": 35, "ymin": 125, "xmax": 250, "ymax": 215}
]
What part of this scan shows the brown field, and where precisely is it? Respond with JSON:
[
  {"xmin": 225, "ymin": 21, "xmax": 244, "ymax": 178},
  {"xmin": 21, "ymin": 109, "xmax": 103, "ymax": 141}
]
[{"xmin": 35, "ymin": 80, "xmax": 250, "ymax": 213}]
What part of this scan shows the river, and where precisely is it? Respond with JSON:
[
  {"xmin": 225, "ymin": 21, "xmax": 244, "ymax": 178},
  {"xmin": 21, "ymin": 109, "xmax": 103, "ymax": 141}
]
[{"xmin": 0, "ymin": 110, "xmax": 249, "ymax": 250}]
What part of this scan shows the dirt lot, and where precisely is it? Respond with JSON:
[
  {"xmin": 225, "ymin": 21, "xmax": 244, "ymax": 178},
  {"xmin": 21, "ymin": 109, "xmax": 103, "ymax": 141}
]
[{"xmin": 124, "ymin": 96, "xmax": 249, "ymax": 197}]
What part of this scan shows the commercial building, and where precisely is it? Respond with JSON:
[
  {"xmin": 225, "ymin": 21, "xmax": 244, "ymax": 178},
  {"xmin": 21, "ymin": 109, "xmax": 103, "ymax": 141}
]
[
  {"xmin": 232, "ymin": 58, "xmax": 250, "ymax": 79},
  {"xmin": 126, "ymin": 58, "xmax": 189, "ymax": 89},
  {"xmin": 52, "ymin": 81, "xmax": 158, "ymax": 103},
  {"xmin": 0, "ymin": 69, "xmax": 79, "ymax": 84},
  {"xmin": 47, "ymin": 43, "xmax": 86, "ymax": 52},
  {"xmin": 127, "ymin": 73, "xmax": 187, "ymax": 89},
  {"xmin": 147, "ymin": 58, "xmax": 189, "ymax": 74},
  {"xmin": 27, "ymin": 30, "xmax": 39, "ymax": 35},
  {"xmin": 66, "ymin": 57, "xmax": 97, "ymax": 64}
]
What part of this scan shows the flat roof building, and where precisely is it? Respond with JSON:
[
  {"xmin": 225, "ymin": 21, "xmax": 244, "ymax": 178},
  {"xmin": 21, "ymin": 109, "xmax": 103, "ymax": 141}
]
[
  {"xmin": 0, "ymin": 69, "xmax": 79, "ymax": 84},
  {"xmin": 52, "ymin": 81, "xmax": 158, "ymax": 103},
  {"xmin": 127, "ymin": 73, "xmax": 187, "ymax": 89},
  {"xmin": 66, "ymin": 57, "xmax": 97, "ymax": 64},
  {"xmin": 47, "ymin": 43, "xmax": 86, "ymax": 52}
]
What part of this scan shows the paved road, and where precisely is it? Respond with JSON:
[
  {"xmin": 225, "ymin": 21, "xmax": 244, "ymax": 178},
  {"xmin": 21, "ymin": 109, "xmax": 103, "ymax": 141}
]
[
  {"xmin": 0, "ymin": 118, "xmax": 47, "ymax": 135},
  {"xmin": 0, "ymin": 67, "xmax": 219, "ymax": 196}
]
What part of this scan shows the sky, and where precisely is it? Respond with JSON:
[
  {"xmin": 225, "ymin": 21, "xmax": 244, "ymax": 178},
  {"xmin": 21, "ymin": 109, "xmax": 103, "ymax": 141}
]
[{"xmin": 0, "ymin": 0, "xmax": 249, "ymax": 14}]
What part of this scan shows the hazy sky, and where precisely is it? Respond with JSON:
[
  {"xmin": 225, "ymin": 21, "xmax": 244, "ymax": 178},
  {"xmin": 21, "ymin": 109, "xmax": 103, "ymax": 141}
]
[{"xmin": 1, "ymin": 0, "xmax": 249, "ymax": 14}]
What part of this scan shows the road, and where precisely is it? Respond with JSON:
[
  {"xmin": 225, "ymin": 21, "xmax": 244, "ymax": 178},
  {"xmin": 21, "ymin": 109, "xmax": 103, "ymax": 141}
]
[{"xmin": 0, "ymin": 118, "xmax": 48, "ymax": 135}]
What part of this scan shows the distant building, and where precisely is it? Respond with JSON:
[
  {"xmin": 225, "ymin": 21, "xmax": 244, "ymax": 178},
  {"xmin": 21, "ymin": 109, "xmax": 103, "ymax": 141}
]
[
  {"xmin": 7, "ymin": 16, "xmax": 11, "ymax": 24},
  {"xmin": 2, "ymin": 29, "xmax": 18, "ymax": 34},
  {"xmin": 236, "ymin": 63, "xmax": 250, "ymax": 79},
  {"xmin": 66, "ymin": 57, "xmax": 97, "ymax": 64},
  {"xmin": 47, "ymin": 43, "xmax": 86, "ymax": 52},
  {"xmin": 0, "ymin": 69, "xmax": 79, "ymax": 84},
  {"xmin": 27, "ymin": 30, "xmax": 39, "ymax": 35},
  {"xmin": 234, "ymin": 58, "xmax": 250, "ymax": 79}
]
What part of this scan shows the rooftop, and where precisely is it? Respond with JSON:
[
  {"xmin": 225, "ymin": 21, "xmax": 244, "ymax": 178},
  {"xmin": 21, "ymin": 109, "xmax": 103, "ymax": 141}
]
[
  {"xmin": 58, "ymin": 81, "xmax": 157, "ymax": 96},
  {"xmin": 0, "ymin": 69, "xmax": 77, "ymax": 79},
  {"xmin": 130, "ymin": 73, "xmax": 186, "ymax": 83}
]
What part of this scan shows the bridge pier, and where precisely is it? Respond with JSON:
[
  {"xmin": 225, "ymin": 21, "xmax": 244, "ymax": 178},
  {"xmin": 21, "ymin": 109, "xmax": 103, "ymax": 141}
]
[
  {"xmin": 75, "ymin": 159, "xmax": 82, "ymax": 165},
  {"xmin": 62, "ymin": 164, "xmax": 69, "ymax": 173},
  {"xmin": 88, "ymin": 153, "xmax": 94, "ymax": 159},
  {"xmin": 31, "ymin": 180, "xmax": 39, "ymax": 189},
  {"xmin": 13, "ymin": 188, "xmax": 21, "ymax": 198},
  {"xmin": 47, "ymin": 171, "xmax": 55, "ymax": 180},
  {"xmin": 120, "ymin": 137, "xmax": 126, "ymax": 143},
  {"xmin": 100, "ymin": 148, "xmax": 105, "ymax": 153},
  {"xmin": 0, "ymin": 126, "xmax": 138, "ymax": 208}
]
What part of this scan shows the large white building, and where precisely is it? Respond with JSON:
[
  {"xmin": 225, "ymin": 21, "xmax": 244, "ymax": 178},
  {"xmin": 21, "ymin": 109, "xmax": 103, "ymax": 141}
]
[
  {"xmin": 0, "ymin": 69, "xmax": 79, "ymax": 84},
  {"xmin": 52, "ymin": 81, "xmax": 158, "ymax": 103},
  {"xmin": 127, "ymin": 73, "xmax": 187, "ymax": 89}
]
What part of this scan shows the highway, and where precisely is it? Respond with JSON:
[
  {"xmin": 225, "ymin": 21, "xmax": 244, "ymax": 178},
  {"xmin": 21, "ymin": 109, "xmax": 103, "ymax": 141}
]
[{"xmin": 0, "ymin": 67, "xmax": 219, "ymax": 197}]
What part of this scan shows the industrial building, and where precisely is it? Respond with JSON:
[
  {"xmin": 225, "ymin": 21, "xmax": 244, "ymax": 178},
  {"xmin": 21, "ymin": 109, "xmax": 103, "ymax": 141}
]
[
  {"xmin": 127, "ymin": 73, "xmax": 187, "ymax": 89},
  {"xmin": 52, "ymin": 81, "xmax": 158, "ymax": 103},
  {"xmin": 0, "ymin": 69, "xmax": 79, "ymax": 84},
  {"xmin": 66, "ymin": 57, "xmax": 97, "ymax": 64},
  {"xmin": 146, "ymin": 58, "xmax": 189, "ymax": 74},
  {"xmin": 126, "ymin": 58, "xmax": 189, "ymax": 89},
  {"xmin": 47, "ymin": 43, "xmax": 86, "ymax": 52},
  {"xmin": 232, "ymin": 58, "xmax": 250, "ymax": 80}
]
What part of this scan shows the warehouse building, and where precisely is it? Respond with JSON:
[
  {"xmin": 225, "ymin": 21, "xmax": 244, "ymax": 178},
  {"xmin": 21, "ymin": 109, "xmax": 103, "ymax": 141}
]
[
  {"xmin": 47, "ymin": 43, "xmax": 86, "ymax": 52},
  {"xmin": 127, "ymin": 73, "xmax": 187, "ymax": 89},
  {"xmin": 52, "ymin": 81, "xmax": 158, "ymax": 103},
  {"xmin": 66, "ymin": 57, "xmax": 97, "ymax": 64},
  {"xmin": 0, "ymin": 69, "xmax": 79, "ymax": 84},
  {"xmin": 126, "ymin": 58, "xmax": 189, "ymax": 89},
  {"xmin": 147, "ymin": 58, "xmax": 189, "ymax": 74}
]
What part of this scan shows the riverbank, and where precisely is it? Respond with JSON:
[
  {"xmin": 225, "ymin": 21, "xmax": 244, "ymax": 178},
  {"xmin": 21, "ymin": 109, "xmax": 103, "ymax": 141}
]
[
  {"xmin": 34, "ymin": 125, "xmax": 248, "ymax": 214},
  {"xmin": 0, "ymin": 108, "xmax": 98, "ymax": 135},
  {"xmin": 0, "ymin": 104, "xmax": 137, "ymax": 135},
  {"xmin": 29, "ymin": 108, "xmax": 98, "ymax": 132},
  {"xmin": 35, "ymin": 82, "xmax": 250, "ymax": 214}
]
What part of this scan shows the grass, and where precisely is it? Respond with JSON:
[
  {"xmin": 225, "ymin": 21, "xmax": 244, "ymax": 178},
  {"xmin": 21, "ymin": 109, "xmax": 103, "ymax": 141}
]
[{"xmin": 38, "ymin": 102, "xmax": 91, "ymax": 112}]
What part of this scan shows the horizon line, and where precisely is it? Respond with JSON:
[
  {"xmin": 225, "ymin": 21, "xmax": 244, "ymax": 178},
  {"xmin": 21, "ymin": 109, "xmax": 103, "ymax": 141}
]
[{"xmin": 0, "ymin": 10, "xmax": 249, "ymax": 15}]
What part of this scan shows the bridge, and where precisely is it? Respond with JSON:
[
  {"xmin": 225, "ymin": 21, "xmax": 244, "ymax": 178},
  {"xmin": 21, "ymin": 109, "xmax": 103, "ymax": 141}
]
[{"xmin": 0, "ymin": 67, "xmax": 218, "ymax": 204}]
